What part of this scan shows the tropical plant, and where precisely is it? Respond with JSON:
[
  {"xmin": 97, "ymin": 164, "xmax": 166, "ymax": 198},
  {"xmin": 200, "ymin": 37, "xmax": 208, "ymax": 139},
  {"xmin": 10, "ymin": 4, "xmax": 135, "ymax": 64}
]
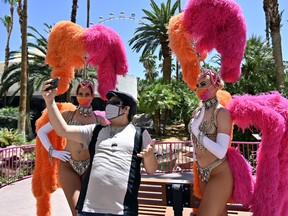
[
  {"xmin": 212, "ymin": 35, "xmax": 279, "ymax": 95},
  {"xmin": 0, "ymin": 127, "xmax": 26, "ymax": 148},
  {"xmin": 138, "ymin": 78, "xmax": 180, "ymax": 135},
  {"xmin": 0, "ymin": 106, "xmax": 18, "ymax": 129},
  {"xmin": 1, "ymin": 0, "xmax": 17, "ymax": 72},
  {"xmin": 170, "ymin": 79, "xmax": 199, "ymax": 135},
  {"xmin": 129, "ymin": 0, "xmax": 180, "ymax": 83},
  {"xmin": 139, "ymin": 52, "xmax": 159, "ymax": 81}
]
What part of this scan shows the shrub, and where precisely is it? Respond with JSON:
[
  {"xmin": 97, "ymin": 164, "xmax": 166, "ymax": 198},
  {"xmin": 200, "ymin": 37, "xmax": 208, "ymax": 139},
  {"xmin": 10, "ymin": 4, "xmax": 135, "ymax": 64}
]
[
  {"xmin": 0, "ymin": 107, "xmax": 19, "ymax": 129},
  {"xmin": 0, "ymin": 128, "xmax": 26, "ymax": 148}
]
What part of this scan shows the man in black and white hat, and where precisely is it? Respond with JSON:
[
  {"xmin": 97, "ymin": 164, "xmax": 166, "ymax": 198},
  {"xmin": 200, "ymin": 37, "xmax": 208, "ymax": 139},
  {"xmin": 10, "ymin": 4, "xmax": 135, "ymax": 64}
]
[{"xmin": 41, "ymin": 82, "xmax": 158, "ymax": 216}]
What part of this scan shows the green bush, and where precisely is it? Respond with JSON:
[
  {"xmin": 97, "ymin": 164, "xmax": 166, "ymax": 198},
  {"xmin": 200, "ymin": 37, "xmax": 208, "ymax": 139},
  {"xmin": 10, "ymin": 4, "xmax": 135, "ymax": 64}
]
[
  {"xmin": 0, "ymin": 107, "xmax": 19, "ymax": 129},
  {"xmin": 0, "ymin": 128, "xmax": 26, "ymax": 148}
]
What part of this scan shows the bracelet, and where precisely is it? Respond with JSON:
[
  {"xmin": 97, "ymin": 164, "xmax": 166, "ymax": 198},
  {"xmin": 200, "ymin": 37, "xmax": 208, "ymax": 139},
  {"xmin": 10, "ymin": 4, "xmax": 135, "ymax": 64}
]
[{"xmin": 48, "ymin": 146, "xmax": 54, "ymax": 165}]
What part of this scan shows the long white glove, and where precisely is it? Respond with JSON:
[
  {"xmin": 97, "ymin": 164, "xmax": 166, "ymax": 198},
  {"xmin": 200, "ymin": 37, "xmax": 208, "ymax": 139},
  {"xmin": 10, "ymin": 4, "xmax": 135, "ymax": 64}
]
[
  {"xmin": 191, "ymin": 107, "xmax": 229, "ymax": 159},
  {"xmin": 38, "ymin": 122, "xmax": 71, "ymax": 162}
]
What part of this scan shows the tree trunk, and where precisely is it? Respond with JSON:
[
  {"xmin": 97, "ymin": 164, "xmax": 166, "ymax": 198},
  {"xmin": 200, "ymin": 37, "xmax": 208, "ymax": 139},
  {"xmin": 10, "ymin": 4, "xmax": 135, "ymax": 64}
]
[
  {"xmin": 153, "ymin": 108, "xmax": 161, "ymax": 135},
  {"xmin": 161, "ymin": 42, "xmax": 172, "ymax": 83},
  {"xmin": 263, "ymin": 2, "xmax": 270, "ymax": 45},
  {"xmin": 25, "ymin": 94, "xmax": 34, "ymax": 141},
  {"xmin": 71, "ymin": 0, "xmax": 78, "ymax": 23},
  {"xmin": 86, "ymin": 0, "xmax": 90, "ymax": 28},
  {"xmin": 17, "ymin": 0, "xmax": 28, "ymax": 139},
  {"xmin": 263, "ymin": 0, "xmax": 284, "ymax": 91}
]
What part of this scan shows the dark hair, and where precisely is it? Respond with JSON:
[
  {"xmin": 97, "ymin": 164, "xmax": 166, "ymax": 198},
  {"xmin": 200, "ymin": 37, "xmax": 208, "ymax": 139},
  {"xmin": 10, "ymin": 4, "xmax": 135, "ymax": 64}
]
[{"xmin": 122, "ymin": 100, "xmax": 137, "ymax": 122}]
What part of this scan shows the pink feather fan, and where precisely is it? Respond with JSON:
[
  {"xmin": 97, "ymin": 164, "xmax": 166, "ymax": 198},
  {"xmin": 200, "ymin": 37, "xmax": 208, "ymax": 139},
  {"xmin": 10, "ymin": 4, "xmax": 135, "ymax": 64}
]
[
  {"xmin": 183, "ymin": 0, "xmax": 247, "ymax": 83},
  {"xmin": 84, "ymin": 24, "xmax": 128, "ymax": 100}
]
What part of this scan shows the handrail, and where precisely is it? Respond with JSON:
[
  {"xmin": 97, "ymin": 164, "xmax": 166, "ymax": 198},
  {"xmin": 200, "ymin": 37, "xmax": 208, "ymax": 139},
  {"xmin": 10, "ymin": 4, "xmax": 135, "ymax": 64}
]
[{"xmin": 0, "ymin": 141, "xmax": 259, "ymax": 188}]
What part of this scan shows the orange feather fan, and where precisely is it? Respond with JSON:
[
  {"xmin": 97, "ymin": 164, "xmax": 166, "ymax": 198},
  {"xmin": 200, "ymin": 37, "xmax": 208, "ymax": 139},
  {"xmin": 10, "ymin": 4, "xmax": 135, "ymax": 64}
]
[
  {"xmin": 167, "ymin": 13, "xmax": 207, "ymax": 89},
  {"xmin": 45, "ymin": 21, "xmax": 87, "ymax": 94}
]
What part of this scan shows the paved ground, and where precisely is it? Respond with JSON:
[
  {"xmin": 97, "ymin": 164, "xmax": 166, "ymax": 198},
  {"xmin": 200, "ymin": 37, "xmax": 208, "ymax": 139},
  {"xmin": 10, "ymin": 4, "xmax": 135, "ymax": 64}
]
[
  {"xmin": 0, "ymin": 173, "xmax": 192, "ymax": 216},
  {"xmin": 0, "ymin": 178, "xmax": 70, "ymax": 216}
]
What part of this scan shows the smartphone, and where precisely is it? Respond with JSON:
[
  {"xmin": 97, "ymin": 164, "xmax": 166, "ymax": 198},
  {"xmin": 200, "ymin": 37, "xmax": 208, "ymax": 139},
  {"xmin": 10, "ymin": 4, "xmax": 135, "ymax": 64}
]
[{"xmin": 44, "ymin": 77, "xmax": 60, "ymax": 91}]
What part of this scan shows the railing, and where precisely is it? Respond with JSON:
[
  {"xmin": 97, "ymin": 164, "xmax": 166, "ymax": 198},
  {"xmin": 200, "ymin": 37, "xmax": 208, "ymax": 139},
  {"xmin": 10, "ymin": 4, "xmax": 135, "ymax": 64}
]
[
  {"xmin": 0, "ymin": 141, "xmax": 259, "ymax": 188},
  {"xmin": 0, "ymin": 144, "xmax": 35, "ymax": 188}
]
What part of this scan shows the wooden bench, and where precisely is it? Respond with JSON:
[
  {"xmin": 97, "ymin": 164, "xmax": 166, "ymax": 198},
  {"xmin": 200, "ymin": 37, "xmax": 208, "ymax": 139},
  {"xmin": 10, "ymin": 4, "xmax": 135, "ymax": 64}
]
[{"xmin": 138, "ymin": 174, "xmax": 252, "ymax": 216}]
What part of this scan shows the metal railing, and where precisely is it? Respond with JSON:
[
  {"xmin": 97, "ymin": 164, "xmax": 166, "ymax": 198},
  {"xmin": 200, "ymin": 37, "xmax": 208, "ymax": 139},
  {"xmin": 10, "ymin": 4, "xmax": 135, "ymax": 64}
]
[
  {"xmin": 0, "ymin": 141, "xmax": 259, "ymax": 188},
  {"xmin": 0, "ymin": 144, "xmax": 35, "ymax": 188}
]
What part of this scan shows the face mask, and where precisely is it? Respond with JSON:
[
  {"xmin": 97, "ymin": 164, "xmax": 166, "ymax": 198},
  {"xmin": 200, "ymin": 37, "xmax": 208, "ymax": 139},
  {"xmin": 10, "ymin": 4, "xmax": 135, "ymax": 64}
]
[
  {"xmin": 196, "ymin": 86, "xmax": 213, "ymax": 101},
  {"xmin": 77, "ymin": 96, "xmax": 92, "ymax": 107},
  {"xmin": 105, "ymin": 104, "xmax": 124, "ymax": 120}
]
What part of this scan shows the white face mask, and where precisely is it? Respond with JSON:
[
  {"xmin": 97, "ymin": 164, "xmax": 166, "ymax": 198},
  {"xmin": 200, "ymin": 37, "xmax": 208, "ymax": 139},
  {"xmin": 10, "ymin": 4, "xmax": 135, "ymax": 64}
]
[{"xmin": 105, "ymin": 104, "xmax": 124, "ymax": 120}]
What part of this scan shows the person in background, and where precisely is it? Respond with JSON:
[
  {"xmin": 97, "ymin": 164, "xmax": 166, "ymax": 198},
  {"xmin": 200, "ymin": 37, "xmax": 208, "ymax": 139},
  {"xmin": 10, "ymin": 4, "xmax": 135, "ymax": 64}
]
[
  {"xmin": 41, "ymin": 79, "xmax": 158, "ymax": 216},
  {"xmin": 37, "ymin": 80, "xmax": 108, "ymax": 216}
]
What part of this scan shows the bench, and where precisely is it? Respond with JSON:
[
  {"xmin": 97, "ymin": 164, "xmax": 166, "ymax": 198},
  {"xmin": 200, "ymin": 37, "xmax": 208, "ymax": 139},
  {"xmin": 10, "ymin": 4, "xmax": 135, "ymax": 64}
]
[{"xmin": 138, "ymin": 174, "xmax": 252, "ymax": 216}]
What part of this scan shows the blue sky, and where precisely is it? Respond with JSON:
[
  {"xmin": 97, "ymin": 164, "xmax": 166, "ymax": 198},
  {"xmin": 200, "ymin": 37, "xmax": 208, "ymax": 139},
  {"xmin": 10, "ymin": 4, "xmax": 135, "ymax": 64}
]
[{"xmin": 0, "ymin": 0, "xmax": 287, "ymax": 79}]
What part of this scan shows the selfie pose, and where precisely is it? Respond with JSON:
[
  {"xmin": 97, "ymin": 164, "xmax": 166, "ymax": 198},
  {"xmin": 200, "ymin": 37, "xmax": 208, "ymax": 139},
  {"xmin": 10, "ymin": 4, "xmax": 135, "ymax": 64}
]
[
  {"xmin": 32, "ymin": 20, "xmax": 128, "ymax": 216},
  {"xmin": 34, "ymin": 81, "xmax": 107, "ymax": 216},
  {"xmin": 41, "ymin": 82, "xmax": 158, "ymax": 215}
]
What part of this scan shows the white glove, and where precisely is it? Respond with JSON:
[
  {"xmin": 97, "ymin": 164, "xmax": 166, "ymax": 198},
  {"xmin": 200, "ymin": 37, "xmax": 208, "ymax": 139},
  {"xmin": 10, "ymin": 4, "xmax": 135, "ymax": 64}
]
[
  {"xmin": 51, "ymin": 149, "xmax": 71, "ymax": 162},
  {"xmin": 38, "ymin": 122, "xmax": 71, "ymax": 162}
]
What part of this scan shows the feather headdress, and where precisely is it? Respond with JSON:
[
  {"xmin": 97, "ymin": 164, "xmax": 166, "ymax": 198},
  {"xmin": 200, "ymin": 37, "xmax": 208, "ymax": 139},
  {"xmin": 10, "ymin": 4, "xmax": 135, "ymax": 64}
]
[
  {"xmin": 183, "ymin": 0, "xmax": 247, "ymax": 83},
  {"xmin": 45, "ymin": 21, "xmax": 128, "ymax": 100}
]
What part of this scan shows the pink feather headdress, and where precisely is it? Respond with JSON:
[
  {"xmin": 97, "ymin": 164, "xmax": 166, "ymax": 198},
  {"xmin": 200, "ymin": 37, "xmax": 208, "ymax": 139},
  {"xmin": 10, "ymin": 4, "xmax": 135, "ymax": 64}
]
[{"xmin": 183, "ymin": 0, "xmax": 247, "ymax": 83}]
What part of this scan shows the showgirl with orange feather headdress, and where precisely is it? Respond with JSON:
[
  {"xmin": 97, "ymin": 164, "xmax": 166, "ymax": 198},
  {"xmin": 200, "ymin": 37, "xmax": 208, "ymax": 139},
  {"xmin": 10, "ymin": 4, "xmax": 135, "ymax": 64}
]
[{"xmin": 32, "ymin": 21, "xmax": 127, "ymax": 215}]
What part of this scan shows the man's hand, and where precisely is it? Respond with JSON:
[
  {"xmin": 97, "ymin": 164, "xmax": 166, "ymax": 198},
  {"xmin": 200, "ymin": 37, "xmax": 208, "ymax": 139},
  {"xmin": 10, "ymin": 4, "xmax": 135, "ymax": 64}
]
[{"xmin": 137, "ymin": 139, "xmax": 156, "ymax": 158}]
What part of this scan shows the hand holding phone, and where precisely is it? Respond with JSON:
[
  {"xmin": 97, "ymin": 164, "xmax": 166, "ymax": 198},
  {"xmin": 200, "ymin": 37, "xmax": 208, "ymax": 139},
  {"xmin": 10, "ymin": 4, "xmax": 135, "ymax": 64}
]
[{"xmin": 44, "ymin": 77, "xmax": 60, "ymax": 91}]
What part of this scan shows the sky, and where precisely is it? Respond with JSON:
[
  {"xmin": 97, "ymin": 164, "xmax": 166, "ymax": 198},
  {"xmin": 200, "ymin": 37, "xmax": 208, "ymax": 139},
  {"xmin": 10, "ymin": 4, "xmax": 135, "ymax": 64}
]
[{"xmin": 0, "ymin": 0, "xmax": 287, "ymax": 80}]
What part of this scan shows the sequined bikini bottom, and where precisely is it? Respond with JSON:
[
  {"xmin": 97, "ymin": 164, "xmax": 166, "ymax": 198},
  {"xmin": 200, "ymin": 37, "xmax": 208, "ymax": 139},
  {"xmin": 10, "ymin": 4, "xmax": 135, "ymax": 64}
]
[
  {"xmin": 69, "ymin": 158, "xmax": 90, "ymax": 176},
  {"xmin": 196, "ymin": 157, "xmax": 226, "ymax": 182}
]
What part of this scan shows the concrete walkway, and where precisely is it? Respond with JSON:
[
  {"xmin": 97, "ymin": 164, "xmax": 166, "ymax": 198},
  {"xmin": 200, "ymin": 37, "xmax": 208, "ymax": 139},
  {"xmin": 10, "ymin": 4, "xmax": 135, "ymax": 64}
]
[
  {"xmin": 0, "ymin": 173, "xmax": 193, "ymax": 216},
  {"xmin": 0, "ymin": 178, "xmax": 70, "ymax": 216}
]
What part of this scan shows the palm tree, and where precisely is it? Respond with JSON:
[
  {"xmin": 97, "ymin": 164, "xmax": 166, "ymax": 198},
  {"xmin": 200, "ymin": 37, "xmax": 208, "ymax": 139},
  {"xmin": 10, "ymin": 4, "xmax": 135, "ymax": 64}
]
[
  {"xmin": 129, "ymin": 0, "xmax": 180, "ymax": 83},
  {"xmin": 139, "ymin": 52, "xmax": 158, "ymax": 81},
  {"xmin": 263, "ymin": 0, "xmax": 285, "ymax": 91},
  {"xmin": 1, "ymin": 0, "xmax": 18, "ymax": 106},
  {"xmin": 16, "ymin": 0, "xmax": 28, "ymax": 138},
  {"xmin": 220, "ymin": 35, "xmax": 278, "ymax": 95}
]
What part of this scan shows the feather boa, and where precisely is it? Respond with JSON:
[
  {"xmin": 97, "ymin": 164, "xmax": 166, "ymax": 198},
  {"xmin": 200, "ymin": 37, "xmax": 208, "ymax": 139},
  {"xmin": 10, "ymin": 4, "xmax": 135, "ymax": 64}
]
[
  {"xmin": 45, "ymin": 21, "xmax": 128, "ymax": 100},
  {"xmin": 31, "ymin": 103, "xmax": 76, "ymax": 216},
  {"xmin": 183, "ymin": 0, "xmax": 247, "ymax": 83},
  {"xmin": 227, "ymin": 92, "xmax": 288, "ymax": 215}
]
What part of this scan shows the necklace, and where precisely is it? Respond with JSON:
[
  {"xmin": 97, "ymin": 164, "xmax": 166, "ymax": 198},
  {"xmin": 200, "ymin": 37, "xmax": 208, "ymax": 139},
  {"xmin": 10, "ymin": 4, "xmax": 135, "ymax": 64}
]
[
  {"xmin": 203, "ymin": 97, "xmax": 218, "ymax": 110},
  {"xmin": 109, "ymin": 125, "xmax": 126, "ymax": 137},
  {"xmin": 78, "ymin": 105, "xmax": 93, "ymax": 117}
]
